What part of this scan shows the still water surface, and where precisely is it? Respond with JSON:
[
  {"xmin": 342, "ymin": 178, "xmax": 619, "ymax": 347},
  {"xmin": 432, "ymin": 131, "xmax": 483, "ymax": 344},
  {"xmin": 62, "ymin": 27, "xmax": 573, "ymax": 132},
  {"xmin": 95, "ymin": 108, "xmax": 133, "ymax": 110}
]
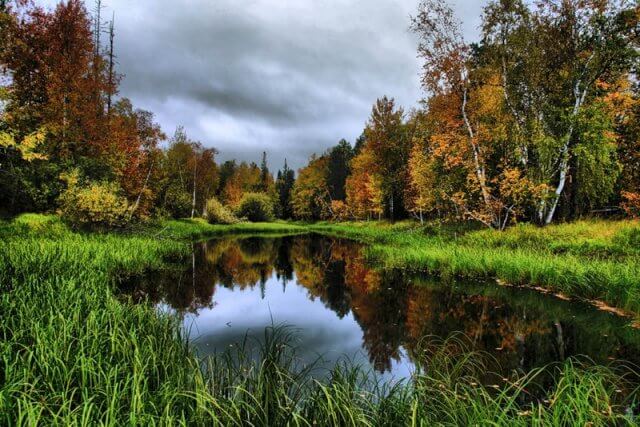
[{"xmin": 124, "ymin": 234, "xmax": 640, "ymax": 381}]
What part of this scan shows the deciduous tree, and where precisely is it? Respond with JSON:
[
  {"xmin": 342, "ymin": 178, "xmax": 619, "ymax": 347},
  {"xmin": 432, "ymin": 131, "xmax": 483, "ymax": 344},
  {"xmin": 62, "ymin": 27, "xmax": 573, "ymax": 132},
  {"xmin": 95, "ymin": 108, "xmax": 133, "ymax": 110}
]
[{"xmin": 291, "ymin": 154, "xmax": 331, "ymax": 220}]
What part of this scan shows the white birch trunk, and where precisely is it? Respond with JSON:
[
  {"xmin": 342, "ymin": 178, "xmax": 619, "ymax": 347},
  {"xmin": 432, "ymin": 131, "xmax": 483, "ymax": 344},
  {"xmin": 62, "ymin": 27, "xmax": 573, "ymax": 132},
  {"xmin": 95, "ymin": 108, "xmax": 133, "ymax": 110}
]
[
  {"xmin": 462, "ymin": 85, "xmax": 494, "ymax": 227},
  {"xmin": 544, "ymin": 82, "xmax": 588, "ymax": 225},
  {"xmin": 129, "ymin": 159, "xmax": 154, "ymax": 219},
  {"xmin": 191, "ymin": 156, "xmax": 197, "ymax": 219}
]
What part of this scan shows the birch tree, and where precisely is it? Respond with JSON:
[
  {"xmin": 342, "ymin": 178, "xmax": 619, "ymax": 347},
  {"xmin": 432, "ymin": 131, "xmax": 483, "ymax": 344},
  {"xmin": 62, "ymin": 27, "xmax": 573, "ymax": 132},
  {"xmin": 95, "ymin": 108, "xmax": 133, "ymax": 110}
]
[
  {"xmin": 412, "ymin": 0, "xmax": 534, "ymax": 229},
  {"xmin": 533, "ymin": 0, "xmax": 638, "ymax": 224}
]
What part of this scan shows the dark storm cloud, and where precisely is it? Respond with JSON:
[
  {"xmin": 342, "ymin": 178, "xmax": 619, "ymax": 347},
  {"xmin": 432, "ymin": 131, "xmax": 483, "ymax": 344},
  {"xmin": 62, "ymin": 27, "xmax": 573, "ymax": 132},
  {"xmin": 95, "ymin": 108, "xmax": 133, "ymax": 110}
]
[{"xmin": 44, "ymin": 0, "xmax": 487, "ymax": 169}]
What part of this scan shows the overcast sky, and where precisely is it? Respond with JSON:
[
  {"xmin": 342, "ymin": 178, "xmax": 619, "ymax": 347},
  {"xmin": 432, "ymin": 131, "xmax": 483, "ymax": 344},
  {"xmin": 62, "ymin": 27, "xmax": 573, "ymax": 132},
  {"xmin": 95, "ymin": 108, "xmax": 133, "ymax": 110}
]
[{"xmin": 46, "ymin": 0, "xmax": 487, "ymax": 170}]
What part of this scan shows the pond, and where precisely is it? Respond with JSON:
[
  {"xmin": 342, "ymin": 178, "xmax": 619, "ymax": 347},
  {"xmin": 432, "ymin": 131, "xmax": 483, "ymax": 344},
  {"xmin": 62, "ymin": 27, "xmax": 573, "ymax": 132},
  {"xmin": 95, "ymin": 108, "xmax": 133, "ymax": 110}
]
[{"xmin": 123, "ymin": 234, "xmax": 640, "ymax": 383}]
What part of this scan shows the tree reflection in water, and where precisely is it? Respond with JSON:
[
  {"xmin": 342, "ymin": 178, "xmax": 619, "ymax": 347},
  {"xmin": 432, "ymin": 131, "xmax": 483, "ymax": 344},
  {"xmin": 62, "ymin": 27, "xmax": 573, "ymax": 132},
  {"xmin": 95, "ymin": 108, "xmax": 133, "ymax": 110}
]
[{"xmin": 121, "ymin": 234, "xmax": 640, "ymax": 377}]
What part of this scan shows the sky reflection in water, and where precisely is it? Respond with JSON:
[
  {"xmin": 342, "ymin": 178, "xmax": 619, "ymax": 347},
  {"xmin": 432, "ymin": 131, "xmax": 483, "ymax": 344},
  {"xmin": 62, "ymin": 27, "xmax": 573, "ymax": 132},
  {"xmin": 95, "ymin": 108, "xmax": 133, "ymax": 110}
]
[{"xmin": 127, "ymin": 235, "xmax": 640, "ymax": 382}]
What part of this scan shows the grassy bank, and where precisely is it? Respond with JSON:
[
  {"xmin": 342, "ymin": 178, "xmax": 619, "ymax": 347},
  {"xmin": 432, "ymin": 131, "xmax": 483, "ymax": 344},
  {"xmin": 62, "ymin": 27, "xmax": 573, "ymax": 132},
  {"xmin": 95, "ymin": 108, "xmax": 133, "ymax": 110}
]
[
  {"xmin": 156, "ymin": 218, "xmax": 306, "ymax": 240},
  {"xmin": 0, "ymin": 215, "xmax": 305, "ymax": 425},
  {"xmin": 1, "ymin": 214, "xmax": 639, "ymax": 425},
  {"xmin": 307, "ymin": 220, "xmax": 640, "ymax": 316}
]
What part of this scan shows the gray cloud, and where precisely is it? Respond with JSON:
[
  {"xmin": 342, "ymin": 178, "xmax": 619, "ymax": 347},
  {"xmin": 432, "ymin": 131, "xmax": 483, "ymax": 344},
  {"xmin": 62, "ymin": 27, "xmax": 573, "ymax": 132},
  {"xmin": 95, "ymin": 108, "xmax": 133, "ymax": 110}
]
[{"xmin": 45, "ymin": 0, "xmax": 488, "ymax": 170}]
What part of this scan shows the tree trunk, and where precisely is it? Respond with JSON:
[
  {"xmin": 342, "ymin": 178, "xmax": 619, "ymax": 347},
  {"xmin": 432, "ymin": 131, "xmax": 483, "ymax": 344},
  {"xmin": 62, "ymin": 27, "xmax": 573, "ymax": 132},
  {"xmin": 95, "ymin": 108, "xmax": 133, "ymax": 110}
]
[
  {"xmin": 107, "ymin": 15, "xmax": 115, "ymax": 116},
  {"xmin": 191, "ymin": 243, "xmax": 196, "ymax": 291},
  {"xmin": 191, "ymin": 156, "xmax": 197, "ymax": 219},
  {"xmin": 554, "ymin": 320, "xmax": 565, "ymax": 361},
  {"xmin": 462, "ymin": 85, "xmax": 495, "ymax": 227},
  {"xmin": 501, "ymin": 56, "xmax": 527, "ymax": 167},
  {"xmin": 544, "ymin": 82, "xmax": 588, "ymax": 225},
  {"xmin": 129, "ymin": 159, "xmax": 154, "ymax": 219}
]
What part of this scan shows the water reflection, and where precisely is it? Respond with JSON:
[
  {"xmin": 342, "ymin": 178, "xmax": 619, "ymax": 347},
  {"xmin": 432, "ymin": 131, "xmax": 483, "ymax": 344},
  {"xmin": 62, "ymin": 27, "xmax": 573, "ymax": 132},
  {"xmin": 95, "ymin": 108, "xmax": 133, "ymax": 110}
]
[{"xmin": 123, "ymin": 235, "xmax": 640, "ymax": 378}]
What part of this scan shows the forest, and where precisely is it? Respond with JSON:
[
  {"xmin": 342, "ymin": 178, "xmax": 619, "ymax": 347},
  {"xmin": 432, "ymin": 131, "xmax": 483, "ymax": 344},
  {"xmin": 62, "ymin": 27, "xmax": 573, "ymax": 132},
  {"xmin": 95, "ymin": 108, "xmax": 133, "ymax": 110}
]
[
  {"xmin": 1, "ymin": 0, "xmax": 638, "ymax": 230},
  {"xmin": 293, "ymin": 0, "xmax": 640, "ymax": 228}
]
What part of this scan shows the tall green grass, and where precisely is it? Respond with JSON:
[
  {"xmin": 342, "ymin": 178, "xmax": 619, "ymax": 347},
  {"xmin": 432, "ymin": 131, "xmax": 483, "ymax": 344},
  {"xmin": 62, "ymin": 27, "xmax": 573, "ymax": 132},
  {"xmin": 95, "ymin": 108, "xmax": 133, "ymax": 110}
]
[
  {"xmin": 308, "ymin": 220, "xmax": 640, "ymax": 314},
  {"xmin": 1, "ymin": 214, "xmax": 639, "ymax": 425},
  {"xmin": 155, "ymin": 218, "xmax": 306, "ymax": 241}
]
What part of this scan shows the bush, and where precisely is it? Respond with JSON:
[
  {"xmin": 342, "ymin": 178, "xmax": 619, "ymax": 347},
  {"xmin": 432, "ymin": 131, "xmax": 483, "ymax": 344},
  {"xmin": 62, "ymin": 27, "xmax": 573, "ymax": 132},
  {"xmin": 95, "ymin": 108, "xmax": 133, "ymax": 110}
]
[
  {"xmin": 236, "ymin": 192, "xmax": 274, "ymax": 222},
  {"xmin": 204, "ymin": 197, "xmax": 239, "ymax": 224},
  {"xmin": 163, "ymin": 184, "xmax": 192, "ymax": 218},
  {"xmin": 58, "ymin": 170, "xmax": 129, "ymax": 230}
]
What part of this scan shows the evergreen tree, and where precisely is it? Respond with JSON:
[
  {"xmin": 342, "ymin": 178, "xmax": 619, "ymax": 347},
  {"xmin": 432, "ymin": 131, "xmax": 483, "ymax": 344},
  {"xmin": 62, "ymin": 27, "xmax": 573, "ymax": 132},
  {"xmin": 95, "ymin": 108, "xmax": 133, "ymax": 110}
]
[
  {"xmin": 260, "ymin": 151, "xmax": 270, "ymax": 192},
  {"xmin": 275, "ymin": 159, "xmax": 295, "ymax": 219},
  {"xmin": 353, "ymin": 133, "xmax": 366, "ymax": 155},
  {"xmin": 217, "ymin": 160, "xmax": 237, "ymax": 197},
  {"xmin": 326, "ymin": 139, "xmax": 354, "ymax": 201}
]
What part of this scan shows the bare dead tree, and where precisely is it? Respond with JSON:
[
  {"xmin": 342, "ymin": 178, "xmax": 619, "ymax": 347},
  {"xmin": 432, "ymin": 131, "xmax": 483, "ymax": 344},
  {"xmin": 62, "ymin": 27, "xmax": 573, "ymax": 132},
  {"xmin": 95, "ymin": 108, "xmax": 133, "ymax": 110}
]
[
  {"xmin": 191, "ymin": 152, "xmax": 198, "ymax": 219},
  {"xmin": 107, "ymin": 14, "xmax": 115, "ymax": 115},
  {"xmin": 93, "ymin": 0, "xmax": 103, "ymax": 58}
]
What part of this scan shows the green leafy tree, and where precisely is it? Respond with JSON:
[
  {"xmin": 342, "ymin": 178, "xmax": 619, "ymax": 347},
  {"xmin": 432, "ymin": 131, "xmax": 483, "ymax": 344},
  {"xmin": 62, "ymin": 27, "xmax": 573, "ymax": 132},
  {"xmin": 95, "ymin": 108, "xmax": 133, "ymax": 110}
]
[
  {"xmin": 482, "ymin": 0, "xmax": 639, "ymax": 223},
  {"xmin": 236, "ymin": 192, "xmax": 274, "ymax": 222},
  {"xmin": 291, "ymin": 155, "xmax": 331, "ymax": 220},
  {"xmin": 159, "ymin": 127, "xmax": 218, "ymax": 218},
  {"xmin": 259, "ymin": 151, "xmax": 274, "ymax": 193},
  {"xmin": 571, "ymin": 102, "xmax": 621, "ymax": 214},
  {"xmin": 362, "ymin": 97, "xmax": 410, "ymax": 220},
  {"xmin": 217, "ymin": 160, "xmax": 236, "ymax": 195}
]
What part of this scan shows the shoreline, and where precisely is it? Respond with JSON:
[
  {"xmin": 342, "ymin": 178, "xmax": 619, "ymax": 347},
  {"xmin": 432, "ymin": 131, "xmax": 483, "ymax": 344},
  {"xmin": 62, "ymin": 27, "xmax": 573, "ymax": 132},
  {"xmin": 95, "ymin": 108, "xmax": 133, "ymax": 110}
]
[{"xmin": 2, "ymin": 214, "xmax": 639, "ymax": 424}]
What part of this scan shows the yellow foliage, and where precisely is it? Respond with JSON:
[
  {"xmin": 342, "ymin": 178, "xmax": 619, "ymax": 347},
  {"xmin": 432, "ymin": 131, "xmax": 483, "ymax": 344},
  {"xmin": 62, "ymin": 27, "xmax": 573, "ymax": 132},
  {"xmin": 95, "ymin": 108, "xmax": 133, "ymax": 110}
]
[
  {"xmin": 0, "ymin": 128, "xmax": 48, "ymax": 162},
  {"xmin": 20, "ymin": 129, "xmax": 48, "ymax": 161},
  {"xmin": 330, "ymin": 200, "xmax": 350, "ymax": 221},
  {"xmin": 0, "ymin": 131, "xmax": 14, "ymax": 149},
  {"xmin": 406, "ymin": 139, "xmax": 437, "ymax": 218},
  {"xmin": 345, "ymin": 147, "xmax": 384, "ymax": 219},
  {"xmin": 291, "ymin": 155, "xmax": 330, "ymax": 220},
  {"xmin": 205, "ymin": 197, "xmax": 239, "ymax": 224},
  {"xmin": 366, "ymin": 174, "xmax": 384, "ymax": 219},
  {"xmin": 58, "ymin": 170, "xmax": 129, "ymax": 229}
]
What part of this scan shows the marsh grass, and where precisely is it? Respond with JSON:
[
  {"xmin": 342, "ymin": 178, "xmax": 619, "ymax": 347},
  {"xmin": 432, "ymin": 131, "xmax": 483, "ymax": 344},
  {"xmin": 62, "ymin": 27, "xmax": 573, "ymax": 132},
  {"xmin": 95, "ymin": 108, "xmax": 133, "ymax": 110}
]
[
  {"xmin": 156, "ymin": 218, "xmax": 306, "ymax": 241},
  {"xmin": 1, "ymin": 214, "xmax": 639, "ymax": 425},
  {"xmin": 307, "ymin": 220, "xmax": 640, "ymax": 314}
]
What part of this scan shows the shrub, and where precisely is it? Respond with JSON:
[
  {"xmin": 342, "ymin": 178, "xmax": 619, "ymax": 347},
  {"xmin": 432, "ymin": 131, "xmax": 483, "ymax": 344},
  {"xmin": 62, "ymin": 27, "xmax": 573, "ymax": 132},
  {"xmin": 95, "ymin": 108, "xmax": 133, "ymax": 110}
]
[
  {"xmin": 163, "ymin": 184, "xmax": 192, "ymax": 218},
  {"xmin": 205, "ymin": 197, "xmax": 239, "ymax": 224},
  {"xmin": 236, "ymin": 192, "xmax": 274, "ymax": 222},
  {"xmin": 58, "ymin": 170, "xmax": 129, "ymax": 230}
]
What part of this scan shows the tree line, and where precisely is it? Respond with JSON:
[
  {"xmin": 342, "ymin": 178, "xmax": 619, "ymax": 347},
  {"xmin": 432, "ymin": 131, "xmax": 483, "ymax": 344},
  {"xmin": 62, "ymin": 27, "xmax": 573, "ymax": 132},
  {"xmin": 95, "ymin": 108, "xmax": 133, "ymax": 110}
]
[
  {"xmin": 292, "ymin": 0, "xmax": 640, "ymax": 228},
  {"xmin": 1, "ymin": 0, "xmax": 639, "ymax": 228},
  {"xmin": 0, "ymin": 0, "xmax": 297, "ymax": 225}
]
